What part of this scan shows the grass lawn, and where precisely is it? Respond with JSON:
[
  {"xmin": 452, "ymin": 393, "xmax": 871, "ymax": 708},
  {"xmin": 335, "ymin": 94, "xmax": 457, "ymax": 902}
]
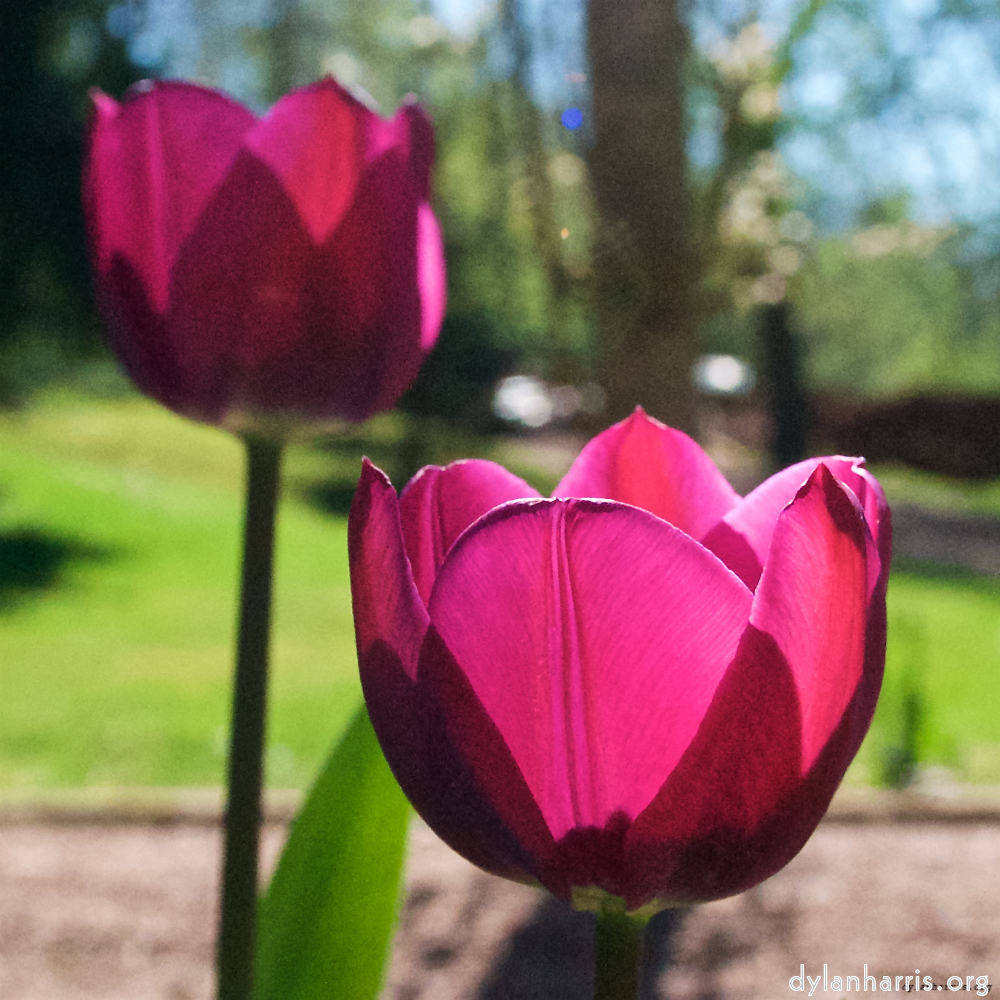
[
  {"xmin": 2, "ymin": 393, "xmax": 1000, "ymax": 791},
  {"xmin": 849, "ymin": 568, "xmax": 1000, "ymax": 785},
  {"xmin": 0, "ymin": 391, "xmax": 363, "ymax": 789},
  {"xmin": 850, "ymin": 465, "xmax": 1000, "ymax": 786}
]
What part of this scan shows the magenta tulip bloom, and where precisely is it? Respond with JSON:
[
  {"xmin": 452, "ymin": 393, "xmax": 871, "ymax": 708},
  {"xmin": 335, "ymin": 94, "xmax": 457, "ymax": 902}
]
[
  {"xmin": 350, "ymin": 409, "xmax": 891, "ymax": 910},
  {"xmin": 84, "ymin": 78, "xmax": 445, "ymax": 431}
]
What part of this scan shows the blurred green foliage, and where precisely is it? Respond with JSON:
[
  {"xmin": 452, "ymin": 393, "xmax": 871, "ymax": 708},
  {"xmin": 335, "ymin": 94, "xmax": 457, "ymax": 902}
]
[
  {"xmin": 5, "ymin": 0, "xmax": 1000, "ymax": 416},
  {"xmin": 790, "ymin": 229, "xmax": 1000, "ymax": 398}
]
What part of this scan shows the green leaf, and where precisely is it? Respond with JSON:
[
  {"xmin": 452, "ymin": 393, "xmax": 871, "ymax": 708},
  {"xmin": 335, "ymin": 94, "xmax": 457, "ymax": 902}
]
[{"xmin": 255, "ymin": 704, "xmax": 410, "ymax": 1000}]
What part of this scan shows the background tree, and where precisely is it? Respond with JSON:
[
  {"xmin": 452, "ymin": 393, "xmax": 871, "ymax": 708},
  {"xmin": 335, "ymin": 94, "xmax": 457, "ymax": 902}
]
[{"xmin": 586, "ymin": 0, "xmax": 697, "ymax": 430}]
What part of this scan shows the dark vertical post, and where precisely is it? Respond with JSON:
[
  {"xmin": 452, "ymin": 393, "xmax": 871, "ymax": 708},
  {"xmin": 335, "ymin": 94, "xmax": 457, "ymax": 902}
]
[{"xmin": 760, "ymin": 301, "xmax": 809, "ymax": 466}]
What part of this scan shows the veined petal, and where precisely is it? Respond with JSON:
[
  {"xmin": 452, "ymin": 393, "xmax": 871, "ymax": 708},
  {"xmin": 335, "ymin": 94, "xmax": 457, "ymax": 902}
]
[
  {"xmin": 750, "ymin": 465, "xmax": 877, "ymax": 772},
  {"xmin": 624, "ymin": 626, "xmax": 802, "ymax": 906},
  {"xmin": 702, "ymin": 456, "xmax": 881, "ymax": 591},
  {"xmin": 349, "ymin": 461, "xmax": 552, "ymax": 885},
  {"xmin": 428, "ymin": 499, "xmax": 752, "ymax": 841},
  {"xmin": 837, "ymin": 460, "xmax": 892, "ymax": 581},
  {"xmin": 399, "ymin": 460, "xmax": 540, "ymax": 605},
  {"xmin": 85, "ymin": 81, "xmax": 255, "ymax": 311},
  {"xmin": 246, "ymin": 78, "xmax": 365, "ymax": 245},
  {"xmin": 553, "ymin": 408, "xmax": 740, "ymax": 539}
]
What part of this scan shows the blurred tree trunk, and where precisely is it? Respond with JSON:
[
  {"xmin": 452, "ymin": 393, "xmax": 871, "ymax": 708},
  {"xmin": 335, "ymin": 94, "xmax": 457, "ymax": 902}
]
[
  {"xmin": 760, "ymin": 301, "xmax": 809, "ymax": 468},
  {"xmin": 587, "ymin": 0, "xmax": 698, "ymax": 432}
]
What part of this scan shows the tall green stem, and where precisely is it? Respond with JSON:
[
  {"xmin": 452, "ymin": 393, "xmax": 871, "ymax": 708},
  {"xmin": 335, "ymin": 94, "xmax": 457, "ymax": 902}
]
[
  {"xmin": 595, "ymin": 903, "xmax": 648, "ymax": 1000},
  {"xmin": 217, "ymin": 436, "xmax": 283, "ymax": 1000}
]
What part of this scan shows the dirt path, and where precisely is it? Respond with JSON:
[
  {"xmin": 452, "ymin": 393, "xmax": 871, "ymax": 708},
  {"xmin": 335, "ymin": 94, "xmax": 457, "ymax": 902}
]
[{"xmin": 1, "ymin": 810, "xmax": 999, "ymax": 1000}]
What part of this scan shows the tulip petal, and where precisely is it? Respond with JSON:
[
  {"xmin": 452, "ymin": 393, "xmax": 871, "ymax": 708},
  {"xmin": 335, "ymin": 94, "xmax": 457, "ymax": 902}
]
[
  {"xmin": 399, "ymin": 461, "xmax": 541, "ymax": 605},
  {"xmin": 553, "ymin": 408, "xmax": 740, "ymax": 539},
  {"xmin": 622, "ymin": 473, "xmax": 879, "ymax": 906},
  {"xmin": 750, "ymin": 464, "xmax": 876, "ymax": 771},
  {"xmin": 624, "ymin": 625, "xmax": 802, "ymax": 906},
  {"xmin": 399, "ymin": 104, "xmax": 436, "ymax": 203},
  {"xmin": 838, "ymin": 461, "xmax": 892, "ymax": 579},
  {"xmin": 163, "ymin": 150, "xmax": 312, "ymax": 421},
  {"xmin": 365, "ymin": 102, "xmax": 435, "ymax": 201},
  {"xmin": 285, "ymin": 147, "xmax": 425, "ymax": 421},
  {"xmin": 702, "ymin": 456, "xmax": 882, "ymax": 591},
  {"xmin": 625, "ymin": 615, "xmax": 882, "ymax": 908},
  {"xmin": 350, "ymin": 461, "xmax": 555, "ymax": 885},
  {"xmin": 428, "ymin": 499, "xmax": 753, "ymax": 842},
  {"xmin": 349, "ymin": 459, "xmax": 429, "ymax": 679},
  {"xmin": 246, "ymin": 78, "xmax": 365, "ymax": 245},
  {"xmin": 85, "ymin": 81, "xmax": 255, "ymax": 312},
  {"xmin": 417, "ymin": 204, "xmax": 446, "ymax": 350},
  {"xmin": 95, "ymin": 255, "xmax": 190, "ymax": 417}
]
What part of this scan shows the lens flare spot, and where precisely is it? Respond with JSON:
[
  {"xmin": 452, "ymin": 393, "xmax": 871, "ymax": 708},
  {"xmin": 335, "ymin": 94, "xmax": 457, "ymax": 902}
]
[{"xmin": 561, "ymin": 107, "xmax": 583, "ymax": 130}]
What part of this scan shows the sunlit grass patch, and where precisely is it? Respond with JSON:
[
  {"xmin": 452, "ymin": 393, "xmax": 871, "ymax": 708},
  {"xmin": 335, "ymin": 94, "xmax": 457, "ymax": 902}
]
[{"xmin": 0, "ymin": 391, "xmax": 359, "ymax": 789}]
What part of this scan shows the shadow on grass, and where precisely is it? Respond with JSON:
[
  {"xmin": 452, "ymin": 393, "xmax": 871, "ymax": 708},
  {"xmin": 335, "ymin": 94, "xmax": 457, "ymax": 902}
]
[{"xmin": 0, "ymin": 528, "xmax": 118, "ymax": 612}]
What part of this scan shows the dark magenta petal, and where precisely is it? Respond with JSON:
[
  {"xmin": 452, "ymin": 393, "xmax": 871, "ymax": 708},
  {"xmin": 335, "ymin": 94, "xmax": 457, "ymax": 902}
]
[
  {"xmin": 553, "ymin": 408, "xmax": 740, "ymax": 539},
  {"xmin": 413, "ymin": 626, "xmax": 564, "ymax": 893},
  {"xmin": 349, "ymin": 459, "xmax": 429, "ymax": 678},
  {"xmin": 833, "ymin": 460, "xmax": 892, "ymax": 582},
  {"xmin": 399, "ymin": 460, "xmax": 540, "ymax": 605},
  {"xmin": 85, "ymin": 81, "xmax": 255, "ymax": 311},
  {"xmin": 162, "ymin": 150, "xmax": 312, "ymax": 422},
  {"xmin": 427, "ymin": 498, "xmax": 752, "ymax": 841},
  {"xmin": 349, "ymin": 461, "xmax": 555, "ymax": 885},
  {"xmin": 624, "ymin": 614, "xmax": 883, "ymax": 908},
  {"xmin": 750, "ymin": 465, "xmax": 877, "ymax": 772},
  {"xmin": 702, "ymin": 455, "xmax": 882, "ymax": 591},
  {"xmin": 623, "ymin": 468, "xmax": 881, "ymax": 909},
  {"xmin": 399, "ymin": 104, "xmax": 436, "ymax": 202},
  {"xmin": 623, "ymin": 626, "xmax": 802, "ymax": 907},
  {"xmin": 246, "ymin": 78, "xmax": 365, "ymax": 244},
  {"xmin": 287, "ymin": 146, "xmax": 424, "ymax": 421},
  {"xmin": 93, "ymin": 254, "xmax": 189, "ymax": 417}
]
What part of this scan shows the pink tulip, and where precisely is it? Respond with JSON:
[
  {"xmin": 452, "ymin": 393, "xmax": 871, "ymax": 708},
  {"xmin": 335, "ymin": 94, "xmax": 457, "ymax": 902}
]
[
  {"xmin": 350, "ymin": 409, "xmax": 891, "ymax": 909},
  {"xmin": 84, "ymin": 78, "xmax": 445, "ymax": 430}
]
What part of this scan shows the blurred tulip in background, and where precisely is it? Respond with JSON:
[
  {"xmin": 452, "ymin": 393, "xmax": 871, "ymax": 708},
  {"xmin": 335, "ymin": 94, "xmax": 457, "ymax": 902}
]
[{"xmin": 84, "ymin": 77, "xmax": 445, "ymax": 434}]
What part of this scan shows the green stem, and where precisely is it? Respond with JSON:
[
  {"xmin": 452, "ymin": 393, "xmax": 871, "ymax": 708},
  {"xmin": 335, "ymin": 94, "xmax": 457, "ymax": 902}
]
[
  {"xmin": 216, "ymin": 436, "xmax": 283, "ymax": 1000},
  {"xmin": 595, "ymin": 903, "xmax": 648, "ymax": 1000}
]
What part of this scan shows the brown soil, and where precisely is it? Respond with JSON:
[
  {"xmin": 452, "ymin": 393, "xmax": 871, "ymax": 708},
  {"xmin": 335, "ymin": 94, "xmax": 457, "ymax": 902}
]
[{"xmin": 1, "ymin": 808, "xmax": 999, "ymax": 1000}]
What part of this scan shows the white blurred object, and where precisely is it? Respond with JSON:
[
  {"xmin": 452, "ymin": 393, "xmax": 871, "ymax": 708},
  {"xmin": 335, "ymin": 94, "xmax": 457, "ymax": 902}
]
[
  {"xmin": 492, "ymin": 377, "xmax": 606, "ymax": 428},
  {"xmin": 692, "ymin": 355, "xmax": 756, "ymax": 396},
  {"xmin": 493, "ymin": 376, "xmax": 554, "ymax": 427}
]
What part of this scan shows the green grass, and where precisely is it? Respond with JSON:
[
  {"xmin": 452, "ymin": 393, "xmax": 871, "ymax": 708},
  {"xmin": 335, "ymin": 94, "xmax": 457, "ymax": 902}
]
[
  {"xmin": 0, "ymin": 391, "xmax": 362, "ymax": 789},
  {"xmin": 3, "ymin": 397, "xmax": 1000, "ymax": 792},
  {"xmin": 849, "ymin": 465, "xmax": 1000, "ymax": 786},
  {"xmin": 845, "ymin": 567, "xmax": 1000, "ymax": 785}
]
